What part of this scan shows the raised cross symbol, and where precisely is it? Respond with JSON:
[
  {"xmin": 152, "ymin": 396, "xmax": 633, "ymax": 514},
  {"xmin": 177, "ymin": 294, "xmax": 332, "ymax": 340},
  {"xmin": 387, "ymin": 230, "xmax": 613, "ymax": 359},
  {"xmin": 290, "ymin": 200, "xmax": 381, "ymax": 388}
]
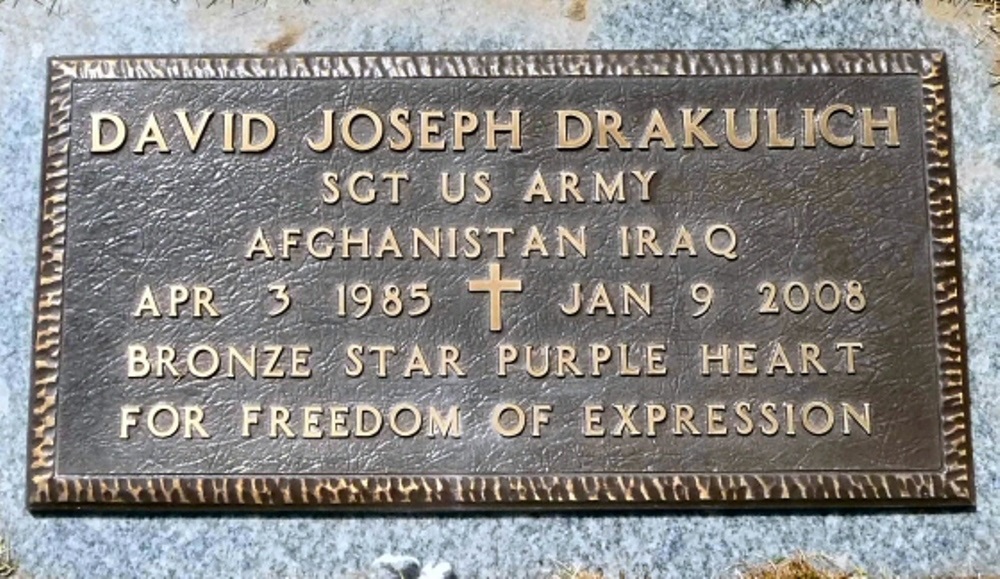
[{"xmin": 467, "ymin": 262, "xmax": 523, "ymax": 332}]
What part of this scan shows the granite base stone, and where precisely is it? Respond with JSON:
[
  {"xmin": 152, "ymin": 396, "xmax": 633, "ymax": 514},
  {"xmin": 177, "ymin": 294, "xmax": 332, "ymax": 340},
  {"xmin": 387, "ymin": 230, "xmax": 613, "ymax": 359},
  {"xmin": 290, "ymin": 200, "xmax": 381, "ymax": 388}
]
[{"xmin": 1, "ymin": 1, "xmax": 998, "ymax": 576}]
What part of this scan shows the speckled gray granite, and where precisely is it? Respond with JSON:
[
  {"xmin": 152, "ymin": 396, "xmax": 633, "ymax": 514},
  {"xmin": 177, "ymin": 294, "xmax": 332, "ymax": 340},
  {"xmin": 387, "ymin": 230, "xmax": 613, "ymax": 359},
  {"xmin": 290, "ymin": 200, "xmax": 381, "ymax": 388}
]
[{"xmin": 1, "ymin": 1, "xmax": 998, "ymax": 576}]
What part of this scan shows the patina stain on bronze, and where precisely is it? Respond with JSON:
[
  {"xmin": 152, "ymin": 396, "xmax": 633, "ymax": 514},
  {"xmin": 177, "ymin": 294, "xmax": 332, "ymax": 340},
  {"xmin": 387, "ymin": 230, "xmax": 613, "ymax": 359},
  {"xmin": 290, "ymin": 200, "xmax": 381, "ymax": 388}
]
[{"xmin": 28, "ymin": 51, "xmax": 973, "ymax": 511}]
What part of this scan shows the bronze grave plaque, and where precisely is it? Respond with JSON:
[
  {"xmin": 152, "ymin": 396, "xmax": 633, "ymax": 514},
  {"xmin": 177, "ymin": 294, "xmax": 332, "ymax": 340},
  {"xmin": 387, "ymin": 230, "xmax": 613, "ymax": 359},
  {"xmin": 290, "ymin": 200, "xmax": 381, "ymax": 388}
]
[{"xmin": 29, "ymin": 51, "xmax": 973, "ymax": 511}]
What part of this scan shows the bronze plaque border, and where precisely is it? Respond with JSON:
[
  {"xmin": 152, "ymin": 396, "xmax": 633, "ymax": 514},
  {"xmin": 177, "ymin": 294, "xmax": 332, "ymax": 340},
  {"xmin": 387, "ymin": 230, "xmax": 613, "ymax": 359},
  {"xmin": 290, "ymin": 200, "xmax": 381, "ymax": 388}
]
[{"xmin": 28, "ymin": 51, "xmax": 973, "ymax": 511}]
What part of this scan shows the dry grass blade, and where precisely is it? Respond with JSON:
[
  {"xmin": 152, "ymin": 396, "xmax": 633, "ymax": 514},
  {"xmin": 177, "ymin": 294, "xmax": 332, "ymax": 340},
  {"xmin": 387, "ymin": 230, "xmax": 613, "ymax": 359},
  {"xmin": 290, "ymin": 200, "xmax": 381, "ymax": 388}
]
[
  {"xmin": 0, "ymin": 536, "xmax": 17, "ymax": 578},
  {"xmin": 0, "ymin": 0, "xmax": 62, "ymax": 14}
]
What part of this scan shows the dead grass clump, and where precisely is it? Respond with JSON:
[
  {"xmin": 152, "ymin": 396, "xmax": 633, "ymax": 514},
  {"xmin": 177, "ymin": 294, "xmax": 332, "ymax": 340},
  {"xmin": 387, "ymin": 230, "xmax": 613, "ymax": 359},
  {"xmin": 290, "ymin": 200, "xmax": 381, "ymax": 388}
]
[
  {"xmin": 550, "ymin": 564, "xmax": 628, "ymax": 579},
  {"xmin": 737, "ymin": 553, "xmax": 865, "ymax": 579},
  {"xmin": 926, "ymin": 0, "xmax": 1000, "ymax": 85}
]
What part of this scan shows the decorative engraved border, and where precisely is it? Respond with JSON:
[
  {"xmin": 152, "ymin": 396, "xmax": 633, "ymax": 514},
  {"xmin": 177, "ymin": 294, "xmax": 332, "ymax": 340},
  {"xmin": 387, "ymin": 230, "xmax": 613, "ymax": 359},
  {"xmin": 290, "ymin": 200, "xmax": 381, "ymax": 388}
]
[{"xmin": 28, "ymin": 51, "xmax": 973, "ymax": 510}]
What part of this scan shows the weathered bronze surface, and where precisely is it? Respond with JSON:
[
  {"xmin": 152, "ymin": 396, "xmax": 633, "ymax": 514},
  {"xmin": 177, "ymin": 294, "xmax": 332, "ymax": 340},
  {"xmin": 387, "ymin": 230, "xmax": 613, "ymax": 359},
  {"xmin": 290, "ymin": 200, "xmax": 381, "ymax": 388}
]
[{"xmin": 29, "ymin": 51, "xmax": 973, "ymax": 511}]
